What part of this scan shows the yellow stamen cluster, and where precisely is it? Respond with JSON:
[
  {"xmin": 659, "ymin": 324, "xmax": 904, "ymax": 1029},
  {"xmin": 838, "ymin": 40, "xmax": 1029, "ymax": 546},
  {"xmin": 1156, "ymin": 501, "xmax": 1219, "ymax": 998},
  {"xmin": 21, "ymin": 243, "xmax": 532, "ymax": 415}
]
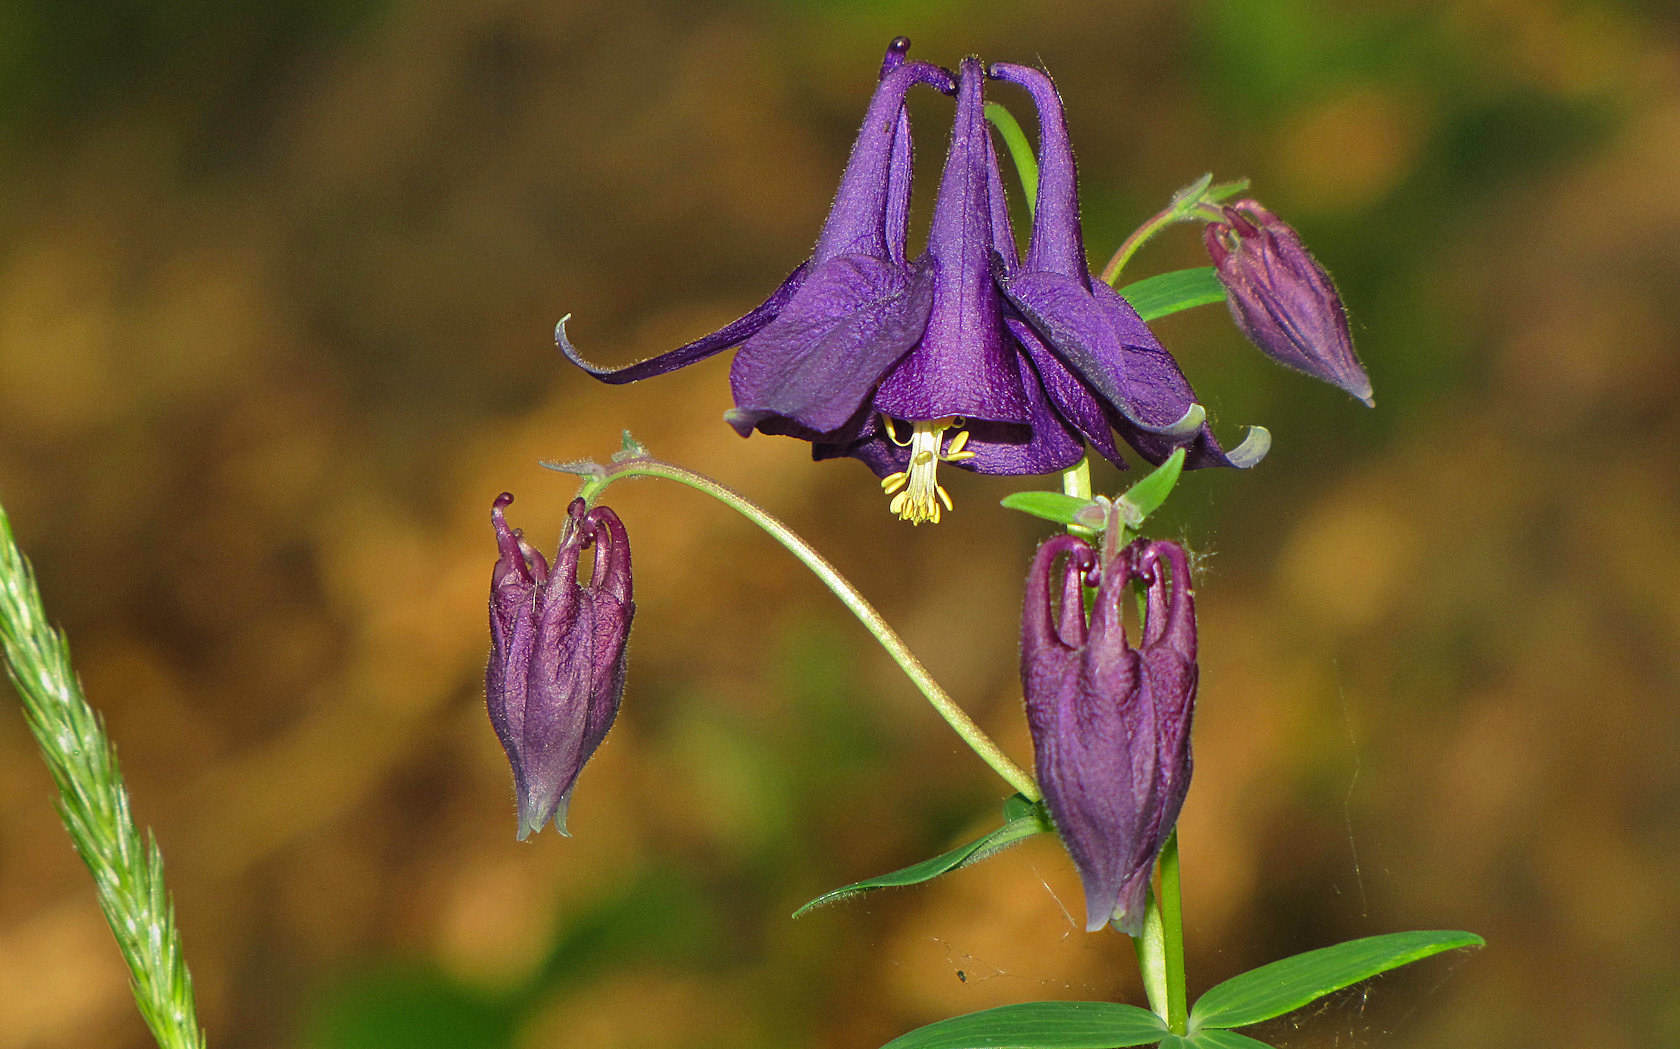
[{"xmin": 879, "ymin": 416, "xmax": 975, "ymax": 525}]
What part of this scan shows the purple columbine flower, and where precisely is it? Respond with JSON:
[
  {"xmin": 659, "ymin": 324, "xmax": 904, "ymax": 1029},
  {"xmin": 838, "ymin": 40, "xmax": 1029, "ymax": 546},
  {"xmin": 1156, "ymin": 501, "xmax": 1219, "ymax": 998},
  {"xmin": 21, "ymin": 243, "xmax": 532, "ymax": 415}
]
[
  {"xmin": 1204, "ymin": 200, "xmax": 1373, "ymax": 406},
  {"xmin": 488, "ymin": 493, "xmax": 634, "ymax": 840},
  {"xmin": 989, "ymin": 62, "xmax": 1269, "ymax": 471},
  {"xmin": 1021, "ymin": 534, "xmax": 1197, "ymax": 934},
  {"xmin": 813, "ymin": 55, "xmax": 1092, "ymax": 523},
  {"xmin": 559, "ymin": 40, "xmax": 951, "ymax": 445}
]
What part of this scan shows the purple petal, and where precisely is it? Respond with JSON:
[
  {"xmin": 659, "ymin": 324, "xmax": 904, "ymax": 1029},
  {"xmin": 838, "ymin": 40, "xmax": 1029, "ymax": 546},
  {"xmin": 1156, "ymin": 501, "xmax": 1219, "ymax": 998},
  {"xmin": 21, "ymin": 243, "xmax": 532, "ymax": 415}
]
[
  {"xmin": 557, "ymin": 264, "xmax": 807, "ymax": 384},
  {"xmin": 813, "ymin": 59, "xmax": 952, "ymax": 265},
  {"xmin": 726, "ymin": 254, "xmax": 934, "ymax": 436},
  {"xmin": 874, "ymin": 58, "xmax": 1028, "ymax": 424},
  {"xmin": 987, "ymin": 134, "xmax": 1020, "ymax": 275},
  {"xmin": 954, "ymin": 350, "xmax": 1086, "ymax": 475},
  {"xmin": 987, "ymin": 62, "xmax": 1088, "ymax": 283}
]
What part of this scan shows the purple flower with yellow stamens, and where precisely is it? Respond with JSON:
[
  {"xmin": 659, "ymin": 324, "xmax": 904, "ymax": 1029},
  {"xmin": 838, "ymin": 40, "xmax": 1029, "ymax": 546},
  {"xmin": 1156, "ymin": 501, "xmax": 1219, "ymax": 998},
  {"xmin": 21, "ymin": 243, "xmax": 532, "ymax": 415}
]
[{"xmin": 816, "ymin": 56, "xmax": 1102, "ymax": 522}]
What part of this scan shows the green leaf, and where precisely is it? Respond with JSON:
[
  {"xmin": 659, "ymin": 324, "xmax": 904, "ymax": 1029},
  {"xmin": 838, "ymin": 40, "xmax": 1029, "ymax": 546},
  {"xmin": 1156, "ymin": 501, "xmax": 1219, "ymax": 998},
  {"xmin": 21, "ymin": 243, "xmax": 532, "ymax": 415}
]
[
  {"xmin": 1186, "ymin": 1030, "xmax": 1274, "ymax": 1049},
  {"xmin": 1189, "ymin": 930, "xmax": 1485, "ymax": 1031},
  {"xmin": 880, "ymin": 1001, "xmax": 1167, "ymax": 1049},
  {"xmin": 1001, "ymin": 792, "xmax": 1038, "ymax": 821},
  {"xmin": 1117, "ymin": 448, "xmax": 1186, "ymax": 525},
  {"xmin": 1203, "ymin": 177, "xmax": 1251, "ymax": 205},
  {"xmin": 1119, "ymin": 268, "xmax": 1228, "ymax": 322},
  {"xmin": 985, "ymin": 101, "xmax": 1037, "ymax": 217},
  {"xmin": 1000, "ymin": 490, "xmax": 1096, "ymax": 527},
  {"xmin": 794, "ymin": 802, "xmax": 1053, "ymax": 918}
]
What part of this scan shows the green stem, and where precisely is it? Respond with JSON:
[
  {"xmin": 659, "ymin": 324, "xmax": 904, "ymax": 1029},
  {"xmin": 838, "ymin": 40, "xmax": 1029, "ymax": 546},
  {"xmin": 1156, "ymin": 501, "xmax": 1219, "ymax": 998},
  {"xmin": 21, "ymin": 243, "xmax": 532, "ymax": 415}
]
[
  {"xmin": 1135, "ymin": 889, "xmax": 1168, "ymax": 1020},
  {"xmin": 1060, "ymin": 456, "xmax": 1092, "ymax": 500},
  {"xmin": 1099, "ymin": 199, "xmax": 1180, "ymax": 287},
  {"xmin": 0, "ymin": 500, "xmax": 206, "ymax": 1049},
  {"xmin": 1098, "ymin": 177, "xmax": 1248, "ymax": 287},
  {"xmin": 1158, "ymin": 829, "xmax": 1188, "ymax": 1033},
  {"xmin": 985, "ymin": 101, "xmax": 1038, "ymax": 219},
  {"xmin": 1131, "ymin": 832, "xmax": 1186, "ymax": 1031},
  {"xmin": 571, "ymin": 457, "xmax": 1040, "ymax": 802}
]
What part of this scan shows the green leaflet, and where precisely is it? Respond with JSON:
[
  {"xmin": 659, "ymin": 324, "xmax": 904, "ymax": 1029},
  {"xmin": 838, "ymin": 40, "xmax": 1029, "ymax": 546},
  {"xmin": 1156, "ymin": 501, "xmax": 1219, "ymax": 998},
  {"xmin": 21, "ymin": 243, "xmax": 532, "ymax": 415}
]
[
  {"xmin": 793, "ymin": 795, "xmax": 1053, "ymax": 918},
  {"xmin": 879, "ymin": 1001, "xmax": 1167, "ymax": 1049},
  {"xmin": 1117, "ymin": 448, "xmax": 1185, "ymax": 524},
  {"xmin": 998, "ymin": 491, "xmax": 1094, "ymax": 527},
  {"xmin": 1119, "ymin": 267, "xmax": 1228, "ymax": 322},
  {"xmin": 1000, "ymin": 449, "xmax": 1186, "ymax": 535},
  {"xmin": 1189, "ymin": 930, "xmax": 1486, "ymax": 1031},
  {"xmin": 1183, "ymin": 1030, "xmax": 1274, "ymax": 1049}
]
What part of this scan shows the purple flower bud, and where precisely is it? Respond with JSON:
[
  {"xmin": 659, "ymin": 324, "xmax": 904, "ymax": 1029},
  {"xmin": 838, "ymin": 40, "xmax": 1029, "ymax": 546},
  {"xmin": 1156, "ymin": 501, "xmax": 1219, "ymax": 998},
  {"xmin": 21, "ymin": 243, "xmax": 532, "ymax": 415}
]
[
  {"xmin": 1204, "ymin": 200, "xmax": 1374, "ymax": 406},
  {"xmin": 1021, "ymin": 535, "xmax": 1197, "ymax": 934},
  {"xmin": 487, "ymin": 493, "xmax": 634, "ymax": 840}
]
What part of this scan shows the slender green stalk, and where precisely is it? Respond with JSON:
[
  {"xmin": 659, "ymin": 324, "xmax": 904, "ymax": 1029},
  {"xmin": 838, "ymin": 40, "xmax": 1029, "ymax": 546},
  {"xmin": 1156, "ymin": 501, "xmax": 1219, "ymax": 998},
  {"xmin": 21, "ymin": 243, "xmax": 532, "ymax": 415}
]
[
  {"xmin": 0, "ymin": 500, "xmax": 206, "ymax": 1049},
  {"xmin": 1158, "ymin": 829, "xmax": 1188, "ymax": 1033},
  {"xmin": 567, "ymin": 457, "xmax": 1041, "ymax": 801},
  {"xmin": 1135, "ymin": 890, "xmax": 1169, "ymax": 1019},
  {"xmin": 1099, "ymin": 176, "xmax": 1250, "ymax": 287},
  {"xmin": 1099, "ymin": 198, "xmax": 1183, "ymax": 287},
  {"xmin": 985, "ymin": 101, "xmax": 1038, "ymax": 218},
  {"xmin": 1060, "ymin": 456, "xmax": 1092, "ymax": 500}
]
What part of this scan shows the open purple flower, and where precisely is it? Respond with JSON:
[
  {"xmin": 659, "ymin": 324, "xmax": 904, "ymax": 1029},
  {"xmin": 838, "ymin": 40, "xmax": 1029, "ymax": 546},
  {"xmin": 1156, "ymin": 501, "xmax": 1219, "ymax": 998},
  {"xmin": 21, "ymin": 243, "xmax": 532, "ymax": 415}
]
[
  {"xmin": 559, "ymin": 39, "xmax": 951, "ymax": 442},
  {"xmin": 488, "ymin": 494, "xmax": 634, "ymax": 840},
  {"xmin": 1205, "ymin": 200, "xmax": 1373, "ymax": 406},
  {"xmin": 1021, "ymin": 534, "xmax": 1197, "ymax": 934},
  {"xmin": 989, "ymin": 62, "xmax": 1269, "ymax": 471},
  {"xmin": 813, "ymin": 55, "xmax": 1094, "ymax": 523}
]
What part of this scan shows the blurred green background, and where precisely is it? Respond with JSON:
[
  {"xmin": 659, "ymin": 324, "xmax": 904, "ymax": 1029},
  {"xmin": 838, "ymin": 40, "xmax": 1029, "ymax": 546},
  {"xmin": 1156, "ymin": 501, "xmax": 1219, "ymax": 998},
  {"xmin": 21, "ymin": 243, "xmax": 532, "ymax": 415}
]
[{"xmin": 1, "ymin": 1, "xmax": 1676, "ymax": 1047}]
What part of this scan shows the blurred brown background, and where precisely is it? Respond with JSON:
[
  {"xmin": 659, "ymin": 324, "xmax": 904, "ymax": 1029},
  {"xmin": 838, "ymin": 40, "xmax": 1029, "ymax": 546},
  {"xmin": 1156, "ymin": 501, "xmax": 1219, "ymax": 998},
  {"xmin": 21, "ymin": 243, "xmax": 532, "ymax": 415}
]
[{"xmin": 1, "ymin": 1, "xmax": 1676, "ymax": 1047}]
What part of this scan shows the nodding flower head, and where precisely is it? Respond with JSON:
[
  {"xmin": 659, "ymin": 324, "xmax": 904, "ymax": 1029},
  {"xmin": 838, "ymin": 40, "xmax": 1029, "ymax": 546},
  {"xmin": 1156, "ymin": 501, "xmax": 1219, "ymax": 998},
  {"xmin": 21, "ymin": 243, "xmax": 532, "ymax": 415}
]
[
  {"xmin": 1020, "ymin": 534, "xmax": 1197, "ymax": 933},
  {"xmin": 1205, "ymin": 199, "xmax": 1373, "ymax": 406},
  {"xmin": 487, "ymin": 494, "xmax": 634, "ymax": 840},
  {"xmin": 561, "ymin": 42, "xmax": 1286, "ymax": 525}
]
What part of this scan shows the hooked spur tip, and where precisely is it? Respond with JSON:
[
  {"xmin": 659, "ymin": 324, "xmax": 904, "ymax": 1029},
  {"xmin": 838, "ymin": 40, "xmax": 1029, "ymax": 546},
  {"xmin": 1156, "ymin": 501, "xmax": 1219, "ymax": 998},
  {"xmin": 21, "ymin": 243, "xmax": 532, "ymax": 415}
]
[
  {"xmin": 1151, "ymin": 402, "xmax": 1207, "ymax": 439},
  {"xmin": 1226, "ymin": 425, "xmax": 1272, "ymax": 469},
  {"xmin": 888, "ymin": 35, "xmax": 910, "ymax": 53},
  {"xmin": 722, "ymin": 406, "xmax": 762, "ymax": 438}
]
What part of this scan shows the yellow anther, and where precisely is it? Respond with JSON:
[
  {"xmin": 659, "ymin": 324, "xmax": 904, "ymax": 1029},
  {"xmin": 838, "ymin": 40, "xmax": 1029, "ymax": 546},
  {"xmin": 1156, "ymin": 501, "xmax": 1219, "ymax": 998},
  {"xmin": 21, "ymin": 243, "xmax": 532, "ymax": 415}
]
[{"xmin": 880, "ymin": 416, "xmax": 970, "ymax": 525}]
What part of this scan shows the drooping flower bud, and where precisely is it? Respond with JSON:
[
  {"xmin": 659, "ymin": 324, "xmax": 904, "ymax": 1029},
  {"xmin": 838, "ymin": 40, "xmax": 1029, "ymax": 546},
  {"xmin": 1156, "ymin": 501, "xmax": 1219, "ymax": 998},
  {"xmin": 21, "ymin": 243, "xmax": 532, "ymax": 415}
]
[
  {"xmin": 1020, "ymin": 534, "xmax": 1197, "ymax": 934},
  {"xmin": 1204, "ymin": 200, "xmax": 1374, "ymax": 406},
  {"xmin": 487, "ymin": 493, "xmax": 634, "ymax": 840}
]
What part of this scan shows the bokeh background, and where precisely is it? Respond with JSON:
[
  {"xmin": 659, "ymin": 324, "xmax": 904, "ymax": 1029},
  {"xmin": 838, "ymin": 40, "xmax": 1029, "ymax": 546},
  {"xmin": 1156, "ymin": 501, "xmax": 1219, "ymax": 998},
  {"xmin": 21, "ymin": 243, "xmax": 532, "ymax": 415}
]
[{"xmin": 1, "ymin": 1, "xmax": 1676, "ymax": 1047}]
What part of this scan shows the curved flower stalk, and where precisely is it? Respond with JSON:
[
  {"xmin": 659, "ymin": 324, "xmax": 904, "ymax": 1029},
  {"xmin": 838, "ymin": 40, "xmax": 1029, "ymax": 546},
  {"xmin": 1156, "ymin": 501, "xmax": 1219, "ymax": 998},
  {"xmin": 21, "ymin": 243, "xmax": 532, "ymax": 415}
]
[
  {"xmin": 1021, "ymin": 534, "xmax": 1197, "ymax": 934},
  {"xmin": 989, "ymin": 61, "xmax": 1269, "ymax": 470},
  {"xmin": 488, "ymin": 494, "xmax": 634, "ymax": 839}
]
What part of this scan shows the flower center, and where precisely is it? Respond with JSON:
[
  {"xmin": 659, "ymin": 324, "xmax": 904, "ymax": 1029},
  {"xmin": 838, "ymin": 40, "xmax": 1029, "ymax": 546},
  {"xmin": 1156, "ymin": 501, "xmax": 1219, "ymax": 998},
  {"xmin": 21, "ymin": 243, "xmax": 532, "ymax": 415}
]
[{"xmin": 879, "ymin": 416, "xmax": 975, "ymax": 525}]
